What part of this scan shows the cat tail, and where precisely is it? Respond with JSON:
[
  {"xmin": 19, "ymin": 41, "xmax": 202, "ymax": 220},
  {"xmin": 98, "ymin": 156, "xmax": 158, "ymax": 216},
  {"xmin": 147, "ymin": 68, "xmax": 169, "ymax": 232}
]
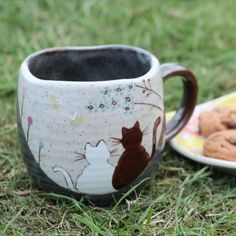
[
  {"xmin": 151, "ymin": 116, "xmax": 161, "ymax": 158},
  {"xmin": 53, "ymin": 166, "xmax": 75, "ymax": 190}
]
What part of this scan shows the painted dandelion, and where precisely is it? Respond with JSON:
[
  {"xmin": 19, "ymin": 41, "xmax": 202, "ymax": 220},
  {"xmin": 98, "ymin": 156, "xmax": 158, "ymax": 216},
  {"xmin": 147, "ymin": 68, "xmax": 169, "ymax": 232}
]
[
  {"xmin": 38, "ymin": 140, "xmax": 44, "ymax": 165},
  {"xmin": 26, "ymin": 116, "xmax": 33, "ymax": 143}
]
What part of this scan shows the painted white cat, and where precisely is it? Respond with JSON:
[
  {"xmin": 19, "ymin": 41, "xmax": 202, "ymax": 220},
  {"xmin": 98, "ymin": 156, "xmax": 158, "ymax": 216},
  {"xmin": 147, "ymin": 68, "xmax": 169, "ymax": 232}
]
[{"xmin": 53, "ymin": 140, "xmax": 116, "ymax": 194}]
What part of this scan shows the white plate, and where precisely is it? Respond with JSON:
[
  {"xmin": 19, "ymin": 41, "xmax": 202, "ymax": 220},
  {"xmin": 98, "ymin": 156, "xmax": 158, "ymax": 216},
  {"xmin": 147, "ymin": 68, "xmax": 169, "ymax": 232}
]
[{"xmin": 167, "ymin": 92, "xmax": 236, "ymax": 174}]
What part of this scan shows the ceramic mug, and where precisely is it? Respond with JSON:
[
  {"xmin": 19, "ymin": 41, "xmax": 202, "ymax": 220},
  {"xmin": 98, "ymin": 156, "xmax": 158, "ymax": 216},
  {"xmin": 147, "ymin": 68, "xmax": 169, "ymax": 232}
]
[{"xmin": 17, "ymin": 45, "xmax": 197, "ymax": 205}]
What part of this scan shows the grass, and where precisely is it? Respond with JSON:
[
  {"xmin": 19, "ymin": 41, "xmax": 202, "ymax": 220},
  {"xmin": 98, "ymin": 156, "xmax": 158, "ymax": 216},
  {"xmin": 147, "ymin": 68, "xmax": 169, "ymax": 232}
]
[{"xmin": 1, "ymin": 0, "xmax": 236, "ymax": 235}]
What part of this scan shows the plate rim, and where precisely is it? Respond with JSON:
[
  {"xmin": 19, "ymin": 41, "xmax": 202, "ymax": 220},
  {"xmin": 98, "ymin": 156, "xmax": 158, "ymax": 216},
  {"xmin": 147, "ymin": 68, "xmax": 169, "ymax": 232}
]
[{"xmin": 169, "ymin": 92, "xmax": 236, "ymax": 170}]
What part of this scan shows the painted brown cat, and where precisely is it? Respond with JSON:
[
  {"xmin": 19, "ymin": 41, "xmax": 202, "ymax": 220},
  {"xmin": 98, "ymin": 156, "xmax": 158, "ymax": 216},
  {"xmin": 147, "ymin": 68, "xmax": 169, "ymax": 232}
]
[{"xmin": 112, "ymin": 117, "xmax": 161, "ymax": 190}]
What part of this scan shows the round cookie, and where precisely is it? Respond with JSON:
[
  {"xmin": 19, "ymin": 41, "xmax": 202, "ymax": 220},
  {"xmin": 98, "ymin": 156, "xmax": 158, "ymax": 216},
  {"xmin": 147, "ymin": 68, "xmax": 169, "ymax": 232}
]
[
  {"xmin": 221, "ymin": 109, "xmax": 236, "ymax": 129},
  {"xmin": 199, "ymin": 108, "xmax": 231, "ymax": 137},
  {"xmin": 203, "ymin": 130, "xmax": 236, "ymax": 162}
]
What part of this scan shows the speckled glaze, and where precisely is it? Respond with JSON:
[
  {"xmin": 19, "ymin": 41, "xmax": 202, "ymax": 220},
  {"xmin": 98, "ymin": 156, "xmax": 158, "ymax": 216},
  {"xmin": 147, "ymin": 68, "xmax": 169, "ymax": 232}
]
[{"xmin": 17, "ymin": 45, "xmax": 197, "ymax": 205}]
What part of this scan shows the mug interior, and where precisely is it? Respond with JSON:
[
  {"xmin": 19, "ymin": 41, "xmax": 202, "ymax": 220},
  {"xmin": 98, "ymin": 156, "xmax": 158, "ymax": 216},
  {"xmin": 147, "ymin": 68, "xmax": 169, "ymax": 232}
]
[{"xmin": 28, "ymin": 47, "xmax": 152, "ymax": 82}]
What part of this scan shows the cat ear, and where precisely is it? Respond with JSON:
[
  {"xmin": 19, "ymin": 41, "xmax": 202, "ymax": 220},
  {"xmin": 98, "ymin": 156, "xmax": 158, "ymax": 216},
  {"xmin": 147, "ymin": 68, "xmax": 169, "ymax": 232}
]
[
  {"xmin": 97, "ymin": 140, "xmax": 106, "ymax": 148},
  {"xmin": 122, "ymin": 127, "xmax": 128, "ymax": 135},
  {"xmin": 85, "ymin": 143, "xmax": 91, "ymax": 150},
  {"xmin": 134, "ymin": 121, "xmax": 140, "ymax": 128}
]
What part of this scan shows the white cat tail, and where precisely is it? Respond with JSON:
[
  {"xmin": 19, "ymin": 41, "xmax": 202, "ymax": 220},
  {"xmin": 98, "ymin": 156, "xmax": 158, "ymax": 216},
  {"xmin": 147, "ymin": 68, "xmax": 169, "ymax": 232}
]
[{"xmin": 53, "ymin": 166, "xmax": 75, "ymax": 190}]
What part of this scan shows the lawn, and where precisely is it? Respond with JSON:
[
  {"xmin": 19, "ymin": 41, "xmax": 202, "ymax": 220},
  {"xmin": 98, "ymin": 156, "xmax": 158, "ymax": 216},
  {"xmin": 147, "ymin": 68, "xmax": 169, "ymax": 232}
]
[{"xmin": 1, "ymin": 0, "xmax": 236, "ymax": 235}]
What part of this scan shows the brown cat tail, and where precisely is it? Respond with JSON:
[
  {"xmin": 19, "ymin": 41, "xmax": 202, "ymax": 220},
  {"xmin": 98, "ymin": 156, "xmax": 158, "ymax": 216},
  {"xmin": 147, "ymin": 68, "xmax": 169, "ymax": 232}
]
[{"xmin": 151, "ymin": 116, "xmax": 161, "ymax": 158}]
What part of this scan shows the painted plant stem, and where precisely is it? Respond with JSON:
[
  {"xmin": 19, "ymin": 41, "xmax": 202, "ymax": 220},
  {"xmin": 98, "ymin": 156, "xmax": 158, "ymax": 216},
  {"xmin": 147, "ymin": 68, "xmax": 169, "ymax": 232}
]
[
  {"xmin": 134, "ymin": 102, "xmax": 163, "ymax": 111},
  {"xmin": 26, "ymin": 116, "xmax": 33, "ymax": 143},
  {"xmin": 20, "ymin": 88, "xmax": 27, "ymax": 120},
  {"xmin": 26, "ymin": 126, "xmax": 29, "ymax": 143},
  {"xmin": 38, "ymin": 147, "xmax": 42, "ymax": 165},
  {"xmin": 135, "ymin": 82, "xmax": 162, "ymax": 101},
  {"xmin": 38, "ymin": 141, "xmax": 44, "ymax": 166},
  {"xmin": 20, "ymin": 95, "xmax": 25, "ymax": 120}
]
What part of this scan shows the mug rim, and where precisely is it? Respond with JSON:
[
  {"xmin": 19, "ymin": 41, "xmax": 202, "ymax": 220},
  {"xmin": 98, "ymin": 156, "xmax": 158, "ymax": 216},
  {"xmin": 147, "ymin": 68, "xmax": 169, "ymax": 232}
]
[{"xmin": 20, "ymin": 44, "xmax": 160, "ymax": 86}]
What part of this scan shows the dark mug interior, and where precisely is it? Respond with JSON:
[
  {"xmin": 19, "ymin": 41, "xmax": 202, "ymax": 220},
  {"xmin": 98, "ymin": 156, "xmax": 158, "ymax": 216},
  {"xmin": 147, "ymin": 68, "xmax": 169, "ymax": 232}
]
[{"xmin": 28, "ymin": 47, "xmax": 152, "ymax": 82}]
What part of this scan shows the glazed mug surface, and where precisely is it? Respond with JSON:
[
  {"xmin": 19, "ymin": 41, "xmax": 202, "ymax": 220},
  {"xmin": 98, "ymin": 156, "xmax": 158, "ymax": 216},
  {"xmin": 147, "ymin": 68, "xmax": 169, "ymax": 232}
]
[{"xmin": 17, "ymin": 45, "xmax": 197, "ymax": 205}]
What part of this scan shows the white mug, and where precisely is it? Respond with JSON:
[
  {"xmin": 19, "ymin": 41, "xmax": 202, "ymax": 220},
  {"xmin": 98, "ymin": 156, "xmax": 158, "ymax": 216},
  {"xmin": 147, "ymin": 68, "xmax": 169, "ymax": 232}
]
[{"xmin": 17, "ymin": 45, "xmax": 197, "ymax": 205}]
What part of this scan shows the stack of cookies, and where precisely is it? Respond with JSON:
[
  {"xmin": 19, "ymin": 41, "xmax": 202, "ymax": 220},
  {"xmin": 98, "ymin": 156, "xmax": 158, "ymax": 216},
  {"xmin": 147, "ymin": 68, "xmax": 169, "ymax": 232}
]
[{"xmin": 199, "ymin": 108, "xmax": 236, "ymax": 162}]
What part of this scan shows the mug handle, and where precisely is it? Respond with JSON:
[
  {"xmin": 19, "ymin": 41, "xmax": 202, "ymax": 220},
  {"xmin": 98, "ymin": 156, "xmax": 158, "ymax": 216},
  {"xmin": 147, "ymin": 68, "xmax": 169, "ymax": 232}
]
[{"xmin": 160, "ymin": 63, "xmax": 198, "ymax": 141}]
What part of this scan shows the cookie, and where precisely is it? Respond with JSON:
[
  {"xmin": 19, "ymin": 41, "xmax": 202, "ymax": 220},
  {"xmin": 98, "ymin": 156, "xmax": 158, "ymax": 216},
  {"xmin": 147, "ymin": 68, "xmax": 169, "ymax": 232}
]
[
  {"xmin": 199, "ymin": 107, "xmax": 231, "ymax": 137},
  {"xmin": 221, "ymin": 109, "xmax": 236, "ymax": 129},
  {"xmin": 203, "ymin": 130, "xmax": 236, "ymax": 162}
]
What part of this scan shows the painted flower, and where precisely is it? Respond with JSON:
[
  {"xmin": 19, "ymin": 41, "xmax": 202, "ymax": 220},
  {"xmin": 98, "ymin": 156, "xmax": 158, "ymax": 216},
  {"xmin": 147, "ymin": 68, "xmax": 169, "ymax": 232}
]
[
  {"xmin": 124, "ymin": 106, "xmax": 130, "ymax": 111},
  {"xmin": 85, "ymin": 101, "xmax": 98, "ymax": 112},
  {"xmin": 39, "ymin": 140, "xmax": 44, "ymax": 149},
  {"xmin": 123, "ymin": 94, "xmax": 134, "ymax": 115},
  {"xmin": 125, "ymin": 96, "xmax": 131, "ymax": 102},
  {"xmin": 110, "ymin": 98, "xmax": 120, "ymax": 109},
  {"xmin": 124, "ymin": 94, "xmax": 134, "ymax": 105},
  {"xmin": 113, "ymin": 85, "xmax": 125, "ymax": 96},
  {"xmin": 27, "ymin": 116, "xmax": 33, "ymax": 125},
  {"xmin": 100, "ymin": 87, "xmax": 112, "ymax": 96},
  {"xmin": 128, "ymin": 82, "xmax": 136, "ymax": 91},
  {"xmin": 123, "ymin": 105, "xmax": 134, "ymax": 115},
  {"xmin": 98, "ymin": 101, "xmax": 108, "ymax": 112},
  {"xmin": 112, "ymin": 100, "xmax": 117, "ymax": 106}
]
